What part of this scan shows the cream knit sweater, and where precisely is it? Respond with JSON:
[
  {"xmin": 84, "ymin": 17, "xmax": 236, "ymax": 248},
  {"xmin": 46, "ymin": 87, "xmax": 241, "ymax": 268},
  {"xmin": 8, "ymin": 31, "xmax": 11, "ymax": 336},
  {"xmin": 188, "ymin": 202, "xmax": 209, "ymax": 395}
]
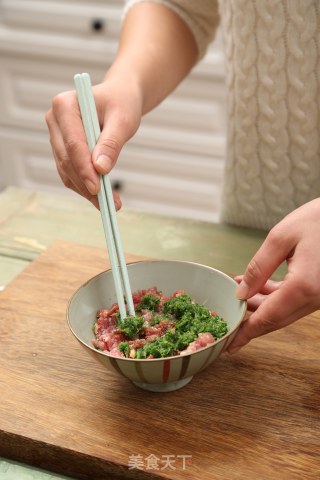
[{"xmin": 124, "ymin": 0, "xmax": 320, "ymax": 230}]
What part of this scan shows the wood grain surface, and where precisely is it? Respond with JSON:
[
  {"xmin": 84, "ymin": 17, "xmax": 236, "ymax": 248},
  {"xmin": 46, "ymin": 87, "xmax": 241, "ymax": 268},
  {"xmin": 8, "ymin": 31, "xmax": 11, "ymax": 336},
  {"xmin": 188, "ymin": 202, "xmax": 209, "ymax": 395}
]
[{"xmin": 0, "ymin": 240, "xmax": 319, "ymax": 480}]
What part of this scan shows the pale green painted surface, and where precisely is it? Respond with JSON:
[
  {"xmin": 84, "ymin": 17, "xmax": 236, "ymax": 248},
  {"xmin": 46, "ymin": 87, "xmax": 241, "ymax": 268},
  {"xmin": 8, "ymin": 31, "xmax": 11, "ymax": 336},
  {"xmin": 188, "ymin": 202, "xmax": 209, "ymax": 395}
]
[
  {"xmin": 0, "ymin": 459, "xmax": 71, "ymax": 480},
  {"xmin": 0, "ymin": 186, "xmax": 286, "ymax": 287},
  {"xmin": 0, "ymin": 256, "xmax": 29, "ymax": 287}
]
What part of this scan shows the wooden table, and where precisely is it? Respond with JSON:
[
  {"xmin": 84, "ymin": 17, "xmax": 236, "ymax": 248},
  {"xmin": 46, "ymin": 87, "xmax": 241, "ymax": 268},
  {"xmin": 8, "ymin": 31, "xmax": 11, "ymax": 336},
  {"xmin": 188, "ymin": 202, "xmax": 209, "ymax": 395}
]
[{"xmin": 1, "ymin": 186, "xmax": 319, "ymax": 480}]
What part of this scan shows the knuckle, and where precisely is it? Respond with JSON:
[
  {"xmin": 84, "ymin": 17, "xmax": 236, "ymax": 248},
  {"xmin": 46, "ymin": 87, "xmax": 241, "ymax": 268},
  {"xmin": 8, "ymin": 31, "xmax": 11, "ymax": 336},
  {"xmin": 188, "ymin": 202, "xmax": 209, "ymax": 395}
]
[
  {"xmin": 59, "ymin": 144, "xmax": 92, "ymax": 184},
  {"xmin": 64, "ymin": 178, "xmax": 74, "ymax": 190},
  {"xmin": 266, "ymin": 226, "xmax": 287, "ymax": 251},
  {"xmin": 64, "ymin": 137, "xmax": 81, "ymax": 157},
  {"xmin": 117, "ymin": 112, "xmax": 139, "ymax": 138},
  {"xmin": 56, "ymin": 168, "xmax": 72, "ymax": 189},
  {"xmin": 51, "ymin": 91, "xmax": 73, "ymax": 113},
  {"xmin": 99, "ymin": 137, "xmax": 121, "ymax": 156},
  {"xmin": 292, "ymin": 277, "xmax": 319, "ymax": 303},
  {"xmin": 237, "ymin": 310, "xmax": 276, "ymax": 344},
  {"xmin": 233, "ymin": 321, "xmax": 254, "ymax": 346},
  {"xmin": 56, "ymin": 149, "xmax": 70, "ymax": 169},
  {"xmin": 237, "ymin": 327, "xmax": 253, "ymax": 346},
  {"xmin": 245, "ymin": 258, "xmax": 263, "ymax": 283},
  {"xmin": 258, "ymin": 314, "xmax": 276, "ymax": 334}
]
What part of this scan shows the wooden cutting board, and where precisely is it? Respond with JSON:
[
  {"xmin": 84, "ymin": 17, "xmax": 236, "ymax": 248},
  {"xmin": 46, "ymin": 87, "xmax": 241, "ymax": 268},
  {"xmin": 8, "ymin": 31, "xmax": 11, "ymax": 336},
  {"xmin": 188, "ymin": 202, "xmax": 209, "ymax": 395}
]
[{"xmin": 0, "ymin": 240, "xmax": 319, "ymax": 480}]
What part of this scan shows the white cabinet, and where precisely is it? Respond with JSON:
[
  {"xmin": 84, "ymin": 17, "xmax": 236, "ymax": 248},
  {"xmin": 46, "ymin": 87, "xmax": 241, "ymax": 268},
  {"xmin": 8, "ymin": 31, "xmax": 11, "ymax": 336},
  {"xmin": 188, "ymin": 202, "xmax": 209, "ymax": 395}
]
[{"xmin": 0, "ymin": 0, "xmax": 227, "ymax": 221}]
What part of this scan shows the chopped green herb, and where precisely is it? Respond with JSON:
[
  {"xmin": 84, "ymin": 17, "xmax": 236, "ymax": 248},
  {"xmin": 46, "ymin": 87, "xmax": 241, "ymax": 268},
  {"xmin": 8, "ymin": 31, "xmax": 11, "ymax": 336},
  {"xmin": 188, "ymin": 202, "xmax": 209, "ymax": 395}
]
[
  {"xmin": 174, "ymin": 330, "xmax": 197, "ymax": 350},
  {"xmin": 196, "ymin": 314, "xmax": 228, "ymax": 339},
  {"xmin": 94, "ymin": 289, "xmax": 229, "ymax": 359},
  {"xmin": 116, "ymin": 316, "xmax": 144, "ymax": 339},
  {"xmin": 136, "ymin": 294, "xmax": 160, "ymax": 312},
  {"xmin": 163, "ymin": 294, "xmax": 193, "ymax": 318},
  {"xmin": 149, "ymin": 314, "xmax": 165, "ymax": 326},
  {"xmin": 119, "ymin": 342, "xmax": 130, "ymax": 357},
  {"xmin": 136, "ymin": 331, "xmax": 177, "ymax": 359}
]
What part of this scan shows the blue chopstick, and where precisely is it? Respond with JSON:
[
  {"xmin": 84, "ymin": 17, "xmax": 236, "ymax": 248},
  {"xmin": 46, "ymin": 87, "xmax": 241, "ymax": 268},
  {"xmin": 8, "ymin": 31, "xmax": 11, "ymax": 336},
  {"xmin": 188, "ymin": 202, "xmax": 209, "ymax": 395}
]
[{"xmin": 74, "ymin": 73, "xmax": 135, "ymax": 319}]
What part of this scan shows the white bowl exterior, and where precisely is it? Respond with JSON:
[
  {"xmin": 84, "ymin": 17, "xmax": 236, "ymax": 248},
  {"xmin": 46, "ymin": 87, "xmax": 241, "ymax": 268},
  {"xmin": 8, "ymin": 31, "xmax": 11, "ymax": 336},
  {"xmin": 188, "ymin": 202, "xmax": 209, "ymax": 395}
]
[{"xmin": 68, "ymin": 261, "xmax": 246, "ymax": 386}]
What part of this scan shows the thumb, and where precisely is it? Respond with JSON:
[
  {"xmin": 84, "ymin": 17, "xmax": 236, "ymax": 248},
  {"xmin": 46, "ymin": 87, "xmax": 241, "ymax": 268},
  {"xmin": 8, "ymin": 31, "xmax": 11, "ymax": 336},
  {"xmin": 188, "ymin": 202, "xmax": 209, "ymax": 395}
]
[{"xmin": 92, "ymin": 131, "xmax": 123, "ymax": 175}]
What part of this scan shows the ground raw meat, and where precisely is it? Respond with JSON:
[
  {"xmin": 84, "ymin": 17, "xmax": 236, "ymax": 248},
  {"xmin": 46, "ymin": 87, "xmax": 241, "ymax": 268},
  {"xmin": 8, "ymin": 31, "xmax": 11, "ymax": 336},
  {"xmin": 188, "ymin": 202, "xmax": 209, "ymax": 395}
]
[{"xmin": 92, "ymin": 287, "xmax": 228, "ymax": 359}]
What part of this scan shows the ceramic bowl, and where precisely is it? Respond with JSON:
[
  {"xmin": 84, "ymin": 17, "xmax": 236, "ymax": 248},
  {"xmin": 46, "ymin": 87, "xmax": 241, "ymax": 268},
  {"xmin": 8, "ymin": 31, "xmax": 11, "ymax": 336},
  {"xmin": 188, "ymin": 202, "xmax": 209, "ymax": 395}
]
[{"xmin": 67, "ymin": 260, "xmax": 246, "ymax": 392}]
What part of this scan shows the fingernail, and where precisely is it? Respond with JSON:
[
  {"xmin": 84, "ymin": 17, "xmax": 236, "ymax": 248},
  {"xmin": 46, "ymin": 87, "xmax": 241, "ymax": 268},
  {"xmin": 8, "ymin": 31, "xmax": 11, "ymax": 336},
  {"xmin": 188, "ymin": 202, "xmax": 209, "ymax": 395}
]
[
  {"xmin": 236, "ymin": 280, "xmax": 249, "ymax": 299},
  {"xmin": 84, "ymin": 179, "xmax": 97, "ymax": 195},
  {"xmin": 96, "ymin": 155, "xmax": 112, "ymax": 172}
]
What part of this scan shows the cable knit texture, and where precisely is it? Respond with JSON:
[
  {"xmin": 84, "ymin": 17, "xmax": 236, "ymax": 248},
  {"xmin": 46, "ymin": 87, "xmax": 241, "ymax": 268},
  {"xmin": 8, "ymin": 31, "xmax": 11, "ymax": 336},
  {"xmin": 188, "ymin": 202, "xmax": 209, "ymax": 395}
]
[
  {"xmin": 124, "ymin": 0, "xmax": 320, "ymax": 230},
  {"xmin": 220, "ymin": 0, "xmax": 320, "ymax": 230}
]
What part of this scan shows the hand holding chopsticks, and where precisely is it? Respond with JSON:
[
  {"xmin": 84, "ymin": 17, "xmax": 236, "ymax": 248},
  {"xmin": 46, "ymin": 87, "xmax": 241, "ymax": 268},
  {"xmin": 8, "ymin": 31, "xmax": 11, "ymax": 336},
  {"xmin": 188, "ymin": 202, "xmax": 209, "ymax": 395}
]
[{"xmin": 74, "ymin": 73, "xmax": 135, "ymax": 319}]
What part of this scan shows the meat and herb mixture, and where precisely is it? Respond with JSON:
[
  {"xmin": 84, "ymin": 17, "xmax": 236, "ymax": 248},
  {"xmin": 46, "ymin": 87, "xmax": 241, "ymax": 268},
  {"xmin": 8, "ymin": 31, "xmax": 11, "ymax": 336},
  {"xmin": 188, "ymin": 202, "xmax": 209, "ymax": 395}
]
[{"xmin": 92, "ymin": 287, "xmax": 228, "ymax": 359}]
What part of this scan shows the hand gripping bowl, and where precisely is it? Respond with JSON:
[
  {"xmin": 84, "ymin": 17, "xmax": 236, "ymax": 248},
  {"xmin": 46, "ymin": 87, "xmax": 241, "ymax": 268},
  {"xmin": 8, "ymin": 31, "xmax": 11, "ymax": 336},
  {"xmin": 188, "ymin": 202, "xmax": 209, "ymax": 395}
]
[{"xmin": 67, "ymin": 260, "xmax": 247, "ymax": 392}]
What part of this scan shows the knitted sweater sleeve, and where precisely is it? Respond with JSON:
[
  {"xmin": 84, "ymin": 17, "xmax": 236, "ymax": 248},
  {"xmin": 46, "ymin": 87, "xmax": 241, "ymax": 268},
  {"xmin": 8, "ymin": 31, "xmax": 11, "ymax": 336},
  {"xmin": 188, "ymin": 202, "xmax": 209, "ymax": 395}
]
[{"xmin": 123, "ymin": 0, "xmax": 220, "ymax": 60}]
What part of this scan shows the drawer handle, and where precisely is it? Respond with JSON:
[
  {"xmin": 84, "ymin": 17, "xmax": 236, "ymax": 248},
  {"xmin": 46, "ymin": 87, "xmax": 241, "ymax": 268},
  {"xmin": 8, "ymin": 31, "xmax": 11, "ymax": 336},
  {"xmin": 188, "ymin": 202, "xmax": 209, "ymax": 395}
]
[
  {"xmin": 112, "ymin": 180, "xmax": 123, "ymax": 192},
  {"xmin": 91, "ymin": 18, "xmax": 105, "ymax": 32}
]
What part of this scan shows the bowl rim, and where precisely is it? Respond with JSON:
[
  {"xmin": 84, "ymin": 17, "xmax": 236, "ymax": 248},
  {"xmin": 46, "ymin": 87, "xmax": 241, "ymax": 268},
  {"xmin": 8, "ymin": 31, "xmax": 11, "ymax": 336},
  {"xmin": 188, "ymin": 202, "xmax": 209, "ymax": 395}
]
[{"xmin": 67, "ymin": 259, "xmax": 247, "ymax": 362}]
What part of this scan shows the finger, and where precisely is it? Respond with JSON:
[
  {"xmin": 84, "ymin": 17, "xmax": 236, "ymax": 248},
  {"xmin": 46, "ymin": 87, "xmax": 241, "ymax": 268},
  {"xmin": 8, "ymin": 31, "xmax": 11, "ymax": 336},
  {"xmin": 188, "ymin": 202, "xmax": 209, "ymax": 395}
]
[
  {"xmin": 55, "ymin": 160, "xmax": 100, "ymax": 208},
  {"xmin": 233, "ymin": 275, "xmax": 243, "ymax": 283},
  {"xmin": 55, "ymin": 154, "xmax": 121, "ymax": 210},
  {"xmin": 48, "ymin": 100, "xmax": 122, "ymax": 211},
  {"xmin": 258, "ymin": 279, "xmax": 282, "ymax": 295},
  {"xmin": 234, "ymin": 276, "xmax": 282, "ymax": 295},
  {"xmin": 228, "ymin": 275, "xmax": 319, "ymax": 353},
  {"xmin": 228, "ymin": 301, "xmax": 313, "ymax": 355},
  {"xmin": 51, "ymin": 91, "xmax": 100, "ymax": 195},
  {"xmin": 236, "ymin": 225, "xmax": 296, "ymax": 300},
  {"xmin": 245, "ymin": 293, "xmax": 268, "ymax": 312},
  {"xmin": 52, "ymin": 129, "xmax": 121, "ymax": 211},
  {"xmin": 47, "ymin": 111, "xmax": 79, "ymax": 185},
  {"xmin": 92, "ymin": 109, "xmax": 139, "ymax": 175},
  {"xmin": 47, "ymin": 111, "xmax": 96, "ymax": 195},
  {"xmin": 47, "ymin": 111, "xmax": 101, "ymax": 209},
  {"xmin": 234, "ymin": 279, "xmax": 282, "ymax": 311},
  {"xmin": 112, "ymin": 190, "xmax": 122, "ymax": 211}
]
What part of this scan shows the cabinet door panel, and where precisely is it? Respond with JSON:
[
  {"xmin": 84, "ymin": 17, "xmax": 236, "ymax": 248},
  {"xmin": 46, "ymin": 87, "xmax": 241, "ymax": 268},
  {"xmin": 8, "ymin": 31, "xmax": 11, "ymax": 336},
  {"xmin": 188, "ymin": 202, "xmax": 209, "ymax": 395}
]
[
  {"xmin": 0, "ymin": 129, "xmax": 64, "ymax": 192},
  {"xmin": 119, "ymin": 143, "xmax": 224, "ymax": 185},
  {"xmin": 1, "ymin": 0, "xmax": 122, "ymax": 38},
  {"xmin": 0, "ymin": 129, "xmax": 222, "ymax": 221},
  {"xmin": 108, "ymin": 169, "xmax": 221, "ymax": 222},
  {"xmin": 0, "ymin": 54, "xmax": 226, "ymax": 158},
  {"xmin": 0, "ymin": 56, "xmax": 107, "ymax": 131},
  {"xmin": 0, "ymin": 1, "xmax": 227, "ymax": 222}
]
